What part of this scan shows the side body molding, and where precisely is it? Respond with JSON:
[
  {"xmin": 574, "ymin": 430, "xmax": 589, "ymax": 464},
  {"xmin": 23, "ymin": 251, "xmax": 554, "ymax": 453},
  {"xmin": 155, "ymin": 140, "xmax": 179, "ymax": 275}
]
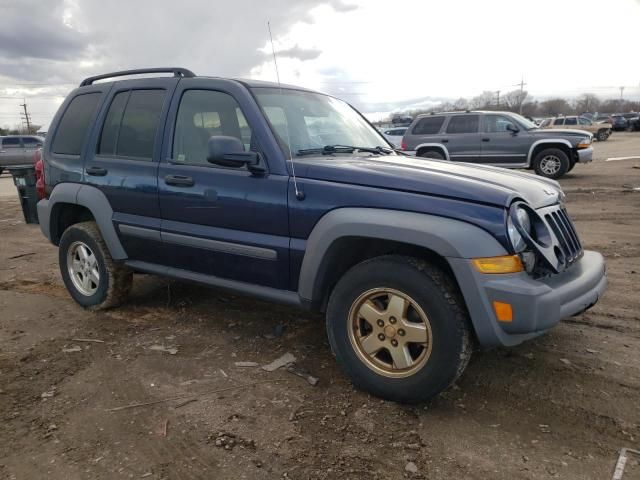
[
  {"xmin": 297, "ymin": 208, "xmax": 507, "ymax": 302},
  {"xmin": 38, "ymin": 183, "xmax": 127, "ymax": 260}
]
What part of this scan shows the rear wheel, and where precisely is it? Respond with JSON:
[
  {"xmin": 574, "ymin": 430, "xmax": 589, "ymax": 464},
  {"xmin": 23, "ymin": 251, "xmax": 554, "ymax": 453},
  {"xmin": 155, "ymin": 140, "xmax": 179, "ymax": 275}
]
[
  {"xmin": 59, "ymin": 221, "xmax": 132, "ymax": 310},
  {"xmin": 326, "ymin": 255, "xmax": 472, "ymax": 403},
  {"xmin": 417, "ymin": 149, "xmax": 445, "ymax": 160},
  {"xmin": 533, "ymin": 148, "xmax": 569, "ymax": 179}
]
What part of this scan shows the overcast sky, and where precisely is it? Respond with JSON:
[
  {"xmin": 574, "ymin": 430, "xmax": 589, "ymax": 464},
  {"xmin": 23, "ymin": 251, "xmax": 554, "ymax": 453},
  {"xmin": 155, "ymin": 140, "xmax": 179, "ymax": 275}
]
[{"xmin": 1, "ymin": 0, "xmax": 639, "ymax": 129}]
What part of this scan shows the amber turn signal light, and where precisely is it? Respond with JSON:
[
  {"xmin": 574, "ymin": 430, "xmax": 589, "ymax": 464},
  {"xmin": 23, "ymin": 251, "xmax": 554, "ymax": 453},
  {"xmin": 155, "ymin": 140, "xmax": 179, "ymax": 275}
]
[
  {"xmin": 492, "ymin": 301, "xmax": 513, "ymax": 323},
  {"xmin": 471, "ymin": 255, "xmax": 524, "ymax": 274}
]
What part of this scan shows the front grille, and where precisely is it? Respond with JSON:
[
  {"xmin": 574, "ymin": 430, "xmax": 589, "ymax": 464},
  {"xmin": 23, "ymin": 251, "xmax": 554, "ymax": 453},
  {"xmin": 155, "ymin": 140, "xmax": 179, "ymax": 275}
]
[{"xmin": 544, "ymin": 206, "xmax": 583, "ymax": 266}]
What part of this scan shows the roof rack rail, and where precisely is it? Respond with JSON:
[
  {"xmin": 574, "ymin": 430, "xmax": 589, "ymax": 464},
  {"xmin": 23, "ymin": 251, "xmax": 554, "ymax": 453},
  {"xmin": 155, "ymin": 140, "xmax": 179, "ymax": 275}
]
[{"xmin": 79, "ymin": 67, "xmax": 196, "ymax": 87}]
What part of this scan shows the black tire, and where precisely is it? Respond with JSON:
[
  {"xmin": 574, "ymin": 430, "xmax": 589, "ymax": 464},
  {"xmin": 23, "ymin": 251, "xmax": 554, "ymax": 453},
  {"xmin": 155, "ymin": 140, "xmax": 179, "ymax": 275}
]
[
  {"xmin": 533, "ymin": 148, "xmax": 570, "ymax": 179},
  {"xmin": 59, "ymin": 221, "xmax": 132, "ymax": 310},
  {"xmin": 326, "ymin": 255, "xmax": 472, "ymax": 403},
  {"xmin": 567, "ymin": 158, "xmax": 576, "ymax": 172},
  {"xmin": 596, "ymin": 129, "xmax": 608, "ymax": 141},
  {"xmin": 418, "ymin": 149, "xmax": 445, "ymax": 160}
]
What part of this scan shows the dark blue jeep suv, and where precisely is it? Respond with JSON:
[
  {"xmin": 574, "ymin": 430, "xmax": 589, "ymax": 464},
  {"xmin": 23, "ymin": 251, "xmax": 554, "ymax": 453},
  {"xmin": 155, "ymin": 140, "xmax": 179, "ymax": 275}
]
[{"xmin": 37, "ymin": 68, "xmax": 607, "ymax": 402}]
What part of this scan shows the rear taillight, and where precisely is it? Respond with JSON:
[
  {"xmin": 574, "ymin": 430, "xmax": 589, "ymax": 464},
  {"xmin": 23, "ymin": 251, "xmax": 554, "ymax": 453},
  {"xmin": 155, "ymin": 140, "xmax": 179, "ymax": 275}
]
[
  {"xmin": 34, "ymin": 149, "xmax": 45, "ymax": 200},
  {"xmin": 400, "ymin": 138, "xmax": 407, "ymax": 151}
]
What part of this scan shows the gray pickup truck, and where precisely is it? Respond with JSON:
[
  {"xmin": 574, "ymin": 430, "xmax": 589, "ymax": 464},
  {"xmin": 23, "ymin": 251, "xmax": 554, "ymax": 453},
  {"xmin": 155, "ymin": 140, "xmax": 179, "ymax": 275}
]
[
  {"xmin": 401, "ymin": 111, "xmax": 593, "ymax": 179},
  {"xmin": 0, "ymin": 135, "xmax": 45, "ymax": 173}
]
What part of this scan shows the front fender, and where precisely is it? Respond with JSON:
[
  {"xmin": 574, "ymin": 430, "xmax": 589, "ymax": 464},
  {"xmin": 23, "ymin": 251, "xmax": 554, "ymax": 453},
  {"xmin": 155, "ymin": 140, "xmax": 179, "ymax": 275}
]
[{"xmin": 297, "ymin": 208, "xmax": 507, "ymax": 302}]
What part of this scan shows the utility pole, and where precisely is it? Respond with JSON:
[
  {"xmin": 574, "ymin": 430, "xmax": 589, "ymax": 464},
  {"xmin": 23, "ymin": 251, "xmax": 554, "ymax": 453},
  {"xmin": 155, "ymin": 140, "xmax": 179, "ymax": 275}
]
[
  {"xmin": 495, "ymin": 90, "xmax": 500, "ymax": 109},
  {"xmin": 20, "ymin": 99, "xmax": 32, "ymax": 134},
  {"xmin": 514, "ymin": 76, "xmax": 527, "ymax": 115}
]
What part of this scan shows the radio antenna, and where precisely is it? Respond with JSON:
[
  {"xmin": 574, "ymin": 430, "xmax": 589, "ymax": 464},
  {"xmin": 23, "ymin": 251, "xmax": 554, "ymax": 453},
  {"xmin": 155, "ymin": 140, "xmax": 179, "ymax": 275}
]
[{"xmin": 267, "ymin": 21, "xmax": 303, "ymax": 200}]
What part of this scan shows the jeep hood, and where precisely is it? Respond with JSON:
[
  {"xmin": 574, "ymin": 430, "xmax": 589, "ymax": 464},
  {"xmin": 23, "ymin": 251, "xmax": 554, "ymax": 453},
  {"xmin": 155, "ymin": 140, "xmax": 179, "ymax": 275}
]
[{"xmin": 293, "ymin": 155, "xmax": 563, "ymax": 208}]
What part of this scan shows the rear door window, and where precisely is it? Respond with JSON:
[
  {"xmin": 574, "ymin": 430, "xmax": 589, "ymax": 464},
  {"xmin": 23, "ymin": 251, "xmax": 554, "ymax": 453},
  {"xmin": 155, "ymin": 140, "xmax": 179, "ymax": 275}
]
[
  {"xmin": 564, "ymin": 117, "xmax": 577, "ymax": 125},
  {"xmin": 446, "ymin": 115, "xmax": 479, "ymax": 134},
  {"xmin": 553, "ymin": 118, "xmax": 565, "ymax": 126},
  {"xmin": 52, "ymin": 93, "xmax": 101, "ymax": 155},
  {"xmin": 2, "ymin": 137, "xmax": 21, "ymax": 148},
  {"xmin": 411, "ymin": 116, "xmax": 444, "ymax": 135},
  {"xmin": 98, "ymin": 89, "xmax": 166, "ymax": 160},
  {"xmin": 22, "ymin": 137, "xmax": 41, "ymax": 147}
]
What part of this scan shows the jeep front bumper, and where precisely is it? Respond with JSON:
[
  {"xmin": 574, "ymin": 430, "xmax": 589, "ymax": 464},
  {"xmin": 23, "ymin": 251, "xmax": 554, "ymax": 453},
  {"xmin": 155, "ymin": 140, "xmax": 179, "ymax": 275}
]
[
  {"xmin": 448, "ymin": 250, "xmax": 606, "ymax": 348},
  {"xmin": 577, "ymin": 146, "xmax": 593, "ymax": 163}
]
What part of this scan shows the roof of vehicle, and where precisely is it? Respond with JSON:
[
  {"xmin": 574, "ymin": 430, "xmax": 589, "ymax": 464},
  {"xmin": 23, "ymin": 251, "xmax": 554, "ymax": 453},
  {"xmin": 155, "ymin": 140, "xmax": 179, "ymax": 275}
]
[
  {"xmin": 414, "ymin": 110, "xmax": 522, "ymax": 118},
  {"xmin": 77, "ymin": 67, "xmax": 321, "ymax": 94}
]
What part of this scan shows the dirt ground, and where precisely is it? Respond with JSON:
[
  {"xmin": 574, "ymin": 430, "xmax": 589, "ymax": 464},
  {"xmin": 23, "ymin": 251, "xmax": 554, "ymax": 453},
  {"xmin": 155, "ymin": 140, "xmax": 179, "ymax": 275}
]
[{"xmin": 0, "ymin": 133, "xmax": 639, "ymax": 480}]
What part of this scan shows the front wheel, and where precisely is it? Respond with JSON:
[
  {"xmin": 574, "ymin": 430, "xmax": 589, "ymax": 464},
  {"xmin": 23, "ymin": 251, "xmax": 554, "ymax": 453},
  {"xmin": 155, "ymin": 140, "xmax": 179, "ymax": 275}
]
[
  {"xmin": 418, "ymin": 149, "xmax": 445, "ymax": 160},
  {"xmin": 596, "ymin": 130, "xmax": 608, "ymax": 141},
  {"xmin": 326, "ymin": 255, "xmax": 472, "ymax": 403},
  {"xmin": 59, "ymin": 221, "xmax": 132, "ymax": 310},
  {"xmin": 533, "ymin": 148, "xmax": 569, "ymax": 179}
]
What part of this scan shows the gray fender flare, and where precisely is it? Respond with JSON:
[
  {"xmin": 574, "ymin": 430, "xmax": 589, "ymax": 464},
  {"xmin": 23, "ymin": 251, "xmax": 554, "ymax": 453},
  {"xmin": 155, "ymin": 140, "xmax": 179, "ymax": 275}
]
[
  {"xmin": 297, "ymin": 208, "xmax": 507, "ymax": 302},
  {"xmin": 38, "ymin": 183, "xmax": 127, "ymax": 260},
  {"xmin": 413, "ymin": 143, "xmax": 450, "ymax": 160},
  {"xmin": 526, "ymin": 139, "xmax": 573, "ymax": 166}
]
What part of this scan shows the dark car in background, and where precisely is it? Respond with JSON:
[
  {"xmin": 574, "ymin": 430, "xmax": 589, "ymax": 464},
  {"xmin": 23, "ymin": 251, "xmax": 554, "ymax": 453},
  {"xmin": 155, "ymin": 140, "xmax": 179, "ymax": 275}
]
[
  {"xmin": 622, "ymin": 112, "xmax": 640, "ymax": 131},
  {"xmin": 610, "ymin": 115, "xmax": 628, "ymax": 131}
]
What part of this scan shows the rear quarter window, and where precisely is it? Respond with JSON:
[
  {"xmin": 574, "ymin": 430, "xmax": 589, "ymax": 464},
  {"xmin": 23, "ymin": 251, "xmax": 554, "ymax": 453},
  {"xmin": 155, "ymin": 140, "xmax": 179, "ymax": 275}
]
[
  {"xmin": 52, "ymin": 93, "xmax": 101, "ymax": 155},
  {"xmin": 411, "ymin": 116, "xmax": 444, "ymax": 135}
]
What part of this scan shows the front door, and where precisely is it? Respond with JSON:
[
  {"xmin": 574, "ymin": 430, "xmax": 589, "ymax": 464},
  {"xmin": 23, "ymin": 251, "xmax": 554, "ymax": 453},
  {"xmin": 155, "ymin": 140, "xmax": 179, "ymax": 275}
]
[
  {"xmin": 480, "ymin": 114, "xmax": 530, "ymax": 165},
  {"xmin": 158, "ymin": 81, "xmax": 290, "ymax": 289},
  {"xmin": 441, "ymin": 115, "xmax": 482, "ymax": 162},
  {"xmin": 82, "ymin": 77, "xmax": 179, "ymax": 264}
]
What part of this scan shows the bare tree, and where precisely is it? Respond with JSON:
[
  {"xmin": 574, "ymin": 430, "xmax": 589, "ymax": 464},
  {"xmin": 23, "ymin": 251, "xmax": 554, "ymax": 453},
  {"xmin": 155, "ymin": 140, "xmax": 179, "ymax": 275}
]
[
  {"xmin": 538, "ymin": 98, "xmax": 571, "ymax": 116},
  {"xmin": 453, "ymin": 97, "xmax": 469, "ymax": 110},
  {"xmin": 469, "ymin": 91, "xmax": 496, "ymax": 109},
  {"xmin": 575, "ymin": 93, "xmax": 600, "ymax": 114},
  {"xmin": 502, "ymin": 89, "xmax": 529, "ymax": 113}
]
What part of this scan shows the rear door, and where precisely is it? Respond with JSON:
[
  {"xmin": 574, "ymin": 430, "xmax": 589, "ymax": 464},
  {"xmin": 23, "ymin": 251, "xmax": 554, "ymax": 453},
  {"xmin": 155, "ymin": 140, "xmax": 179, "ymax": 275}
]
[
  {"xmin": 82, "ymin": 77, "xmax": 179, "ymax": 264},
  {"xmin": 442, "ymin": 115, "xmax": 481, "ymax": 162},
  {"xmin": 480, "ymin": 114, "xmax": 530, "ymax": 165}
]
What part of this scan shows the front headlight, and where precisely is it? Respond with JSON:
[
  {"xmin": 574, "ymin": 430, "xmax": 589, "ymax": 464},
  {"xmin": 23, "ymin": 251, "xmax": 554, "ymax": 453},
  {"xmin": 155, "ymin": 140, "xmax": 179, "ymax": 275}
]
[
  {"xmin": 507, "ymin": 205, "xmax": 531, "ymax": 252},
  {"xmin": 577, "ymin": 137, "xmax": 592, "ymax": 149}
]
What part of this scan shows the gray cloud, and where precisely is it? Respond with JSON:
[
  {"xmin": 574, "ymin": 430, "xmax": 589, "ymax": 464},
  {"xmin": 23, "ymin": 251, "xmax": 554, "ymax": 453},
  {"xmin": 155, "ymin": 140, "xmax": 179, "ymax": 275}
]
[
  {"xmin": 0, "ymin": 0, "xmax": 89, "ymax": 61},
  {"xmin": 0, "ymin": 0, "xmax": 358, "ymax": 84},
  {"xmin": 275, "ymin": 45, "xmax": 322, "ymax": 61},
  {"xmin": 0, "ymin": 0, "xmax": 360, "ymax": 128}
]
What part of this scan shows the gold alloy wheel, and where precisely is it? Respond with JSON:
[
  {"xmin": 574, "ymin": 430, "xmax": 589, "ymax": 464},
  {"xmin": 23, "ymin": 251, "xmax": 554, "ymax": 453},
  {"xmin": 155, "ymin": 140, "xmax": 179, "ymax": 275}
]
[{"xmin": 348, "ymin": 288, "xmax": 433, "ymax": 378}]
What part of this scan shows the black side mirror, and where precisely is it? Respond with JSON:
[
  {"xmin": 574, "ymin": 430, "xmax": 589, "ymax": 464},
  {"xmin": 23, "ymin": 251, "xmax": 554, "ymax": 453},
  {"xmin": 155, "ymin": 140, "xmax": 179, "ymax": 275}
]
[
  {"xmin": 207, "ymin": 136, "xmax": 264, "ymax": 173},
  {"xmin": 506, "ymin": 123, "xmax": 520, "ymax": 134}
]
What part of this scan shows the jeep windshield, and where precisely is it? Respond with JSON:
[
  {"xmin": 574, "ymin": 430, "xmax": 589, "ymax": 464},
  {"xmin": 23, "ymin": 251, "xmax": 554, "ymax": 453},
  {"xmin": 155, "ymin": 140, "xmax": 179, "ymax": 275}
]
[{"xmin": 251, "ymin": 87, "xmax": 395, "ymax": 157}]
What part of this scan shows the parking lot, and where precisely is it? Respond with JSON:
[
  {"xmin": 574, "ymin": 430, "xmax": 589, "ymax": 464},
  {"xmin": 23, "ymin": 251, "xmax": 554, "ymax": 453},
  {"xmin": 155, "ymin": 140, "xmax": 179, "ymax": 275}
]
[{"xmin": 0, "ymin": 133, "xmax": 638, "ymax": 480}]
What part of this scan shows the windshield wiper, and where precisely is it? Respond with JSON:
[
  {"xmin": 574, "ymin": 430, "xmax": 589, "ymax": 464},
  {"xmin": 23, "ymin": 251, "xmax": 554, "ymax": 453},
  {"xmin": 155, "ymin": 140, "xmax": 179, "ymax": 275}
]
[{"xmin": 296, "ymin": 145, "xmax": 393, "ymax": 157}]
